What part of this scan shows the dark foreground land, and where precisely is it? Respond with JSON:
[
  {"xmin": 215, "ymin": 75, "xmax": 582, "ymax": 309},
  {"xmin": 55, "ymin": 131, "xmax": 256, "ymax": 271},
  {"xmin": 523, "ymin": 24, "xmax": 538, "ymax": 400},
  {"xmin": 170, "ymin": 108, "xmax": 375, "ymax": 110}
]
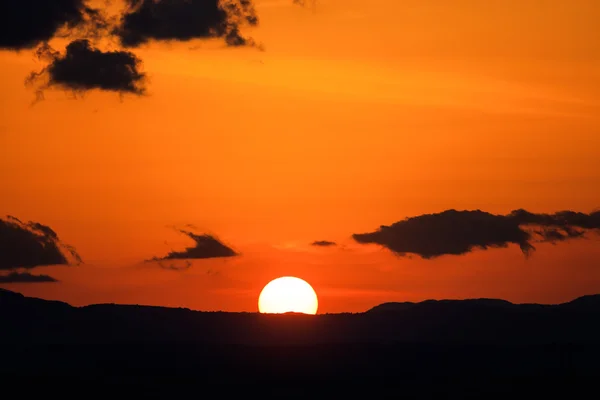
[{"xmin": 2, "ymin": 288, "xmax": 600, "ymax": 396}]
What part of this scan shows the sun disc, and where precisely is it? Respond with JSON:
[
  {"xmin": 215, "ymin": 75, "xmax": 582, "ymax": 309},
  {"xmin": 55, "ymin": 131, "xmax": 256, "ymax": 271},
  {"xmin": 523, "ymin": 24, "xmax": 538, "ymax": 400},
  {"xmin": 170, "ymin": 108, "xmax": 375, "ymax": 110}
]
[{"xmin": 258, "ymin": 276, "xmax": 318, "ymax": 315}]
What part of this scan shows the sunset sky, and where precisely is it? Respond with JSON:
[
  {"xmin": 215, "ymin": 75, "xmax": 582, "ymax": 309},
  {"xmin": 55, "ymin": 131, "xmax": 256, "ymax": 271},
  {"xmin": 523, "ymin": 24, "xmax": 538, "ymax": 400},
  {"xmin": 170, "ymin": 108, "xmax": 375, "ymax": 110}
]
[{"xmin": 1, "ymin": 0, "xmax": 599, "ymax": 313}]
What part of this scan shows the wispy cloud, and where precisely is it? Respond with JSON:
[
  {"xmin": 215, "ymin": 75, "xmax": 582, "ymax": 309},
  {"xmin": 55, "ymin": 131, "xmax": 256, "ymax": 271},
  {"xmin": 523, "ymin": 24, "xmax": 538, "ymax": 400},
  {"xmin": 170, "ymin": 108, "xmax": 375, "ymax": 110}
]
[
  {"xmin": 148, "ymin": 229, "xmax": 238, "ymax": 268},
  {"xmin": 311, "ymin": 240, "xmax": 337, "ymax": 247}
]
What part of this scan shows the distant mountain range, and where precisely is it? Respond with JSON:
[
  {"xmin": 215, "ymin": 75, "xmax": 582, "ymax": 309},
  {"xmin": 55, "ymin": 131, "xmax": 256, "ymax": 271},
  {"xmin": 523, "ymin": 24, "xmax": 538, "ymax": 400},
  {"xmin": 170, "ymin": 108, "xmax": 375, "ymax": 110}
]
[
  {"xmin": 3, "ymin": 288, "xmax": 600, "ymax": 392},
  {"xmin": 3, "ymin": 288, "xmax": 600, "ymax": 346}
]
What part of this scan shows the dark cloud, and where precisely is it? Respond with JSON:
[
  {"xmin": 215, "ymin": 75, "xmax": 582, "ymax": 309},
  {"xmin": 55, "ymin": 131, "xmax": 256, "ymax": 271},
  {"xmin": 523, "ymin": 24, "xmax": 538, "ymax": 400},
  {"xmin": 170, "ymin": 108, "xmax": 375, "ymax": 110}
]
[
  {"xmin": 0, "ymin": 215, "xmax": 82, "ymax": 270},
  {"xmin": 311, "ymin": 240, "xmax": 337, "ymax": 247},
  {"xmin": 0, "ymin": 272, "xmax": 58, "ymax": 284},
  {"xmin": 0, "ymin": 0, "xmax": 107, "ymax": 51},
  {"xmin": 352, "ymin": 209, "xmax": 600, "ymax": 259},
  {"xmin": 114, "ymin": 0, "xmax": 259, "ymax": 48},
  {"xmin": 7, "ymin": 1, "xmax": 262, "ymax": 98},
  {"xmin": 27, "ymin": 40, "xmax": 147, "ymax": 95},
  {"xmin": 149, "ymin": 230, "xmax": 238, "ymax": 263}
]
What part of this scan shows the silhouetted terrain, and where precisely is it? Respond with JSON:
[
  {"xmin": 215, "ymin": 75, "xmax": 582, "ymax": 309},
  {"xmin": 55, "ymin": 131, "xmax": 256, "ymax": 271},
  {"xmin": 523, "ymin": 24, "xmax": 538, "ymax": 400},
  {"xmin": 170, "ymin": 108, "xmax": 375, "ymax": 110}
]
[{"xmin": 2, "ymin": 289, "xmax": 599, "ymax": 395}]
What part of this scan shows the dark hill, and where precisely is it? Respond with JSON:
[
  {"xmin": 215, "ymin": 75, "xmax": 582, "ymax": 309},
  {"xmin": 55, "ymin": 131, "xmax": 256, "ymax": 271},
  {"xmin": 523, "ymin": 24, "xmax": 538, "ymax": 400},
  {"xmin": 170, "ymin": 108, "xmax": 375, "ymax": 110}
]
[
  {"xmin": 2, "ymin": 288, "xmax": 600, "ymax": 394},
  {"xmin": 3, "ymin": 288, "xmax": 600, "ymax": 345}
]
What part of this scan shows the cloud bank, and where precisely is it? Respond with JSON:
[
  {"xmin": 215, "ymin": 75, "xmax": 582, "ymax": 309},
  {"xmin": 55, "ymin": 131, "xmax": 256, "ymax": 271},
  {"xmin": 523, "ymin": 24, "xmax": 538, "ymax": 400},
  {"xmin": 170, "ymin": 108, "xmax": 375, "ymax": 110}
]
[
  {"xmin": 2, "ymin": 0, "xmax": 261, "ymax": 97},
  {"xmin": 352, "ymin": 209, "xmax": 600, "ymax": 259}
]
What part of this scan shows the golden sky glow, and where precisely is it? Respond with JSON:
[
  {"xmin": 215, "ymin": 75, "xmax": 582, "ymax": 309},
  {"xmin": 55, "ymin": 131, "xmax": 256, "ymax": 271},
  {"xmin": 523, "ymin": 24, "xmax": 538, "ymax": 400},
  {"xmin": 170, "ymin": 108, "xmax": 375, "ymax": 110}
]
[{"xmin": 1, "ymin": 0, "xmax": 599, "ymax": 313}]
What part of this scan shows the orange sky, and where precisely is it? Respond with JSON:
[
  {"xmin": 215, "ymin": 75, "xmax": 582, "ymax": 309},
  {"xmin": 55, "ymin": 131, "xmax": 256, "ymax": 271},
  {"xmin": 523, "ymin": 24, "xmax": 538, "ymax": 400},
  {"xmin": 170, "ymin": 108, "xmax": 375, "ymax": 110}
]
[{"xmin": 1, "ymin": 0, "xmax": 599, "ymax": 313}]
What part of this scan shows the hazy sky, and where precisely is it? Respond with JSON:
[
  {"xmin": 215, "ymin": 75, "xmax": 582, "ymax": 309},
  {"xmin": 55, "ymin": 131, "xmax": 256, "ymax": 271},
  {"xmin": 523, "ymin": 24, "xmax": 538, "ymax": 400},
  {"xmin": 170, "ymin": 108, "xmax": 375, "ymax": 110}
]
[{"xmin": 1, "ymin": 0, "xmax": 599, "ymax": 313}]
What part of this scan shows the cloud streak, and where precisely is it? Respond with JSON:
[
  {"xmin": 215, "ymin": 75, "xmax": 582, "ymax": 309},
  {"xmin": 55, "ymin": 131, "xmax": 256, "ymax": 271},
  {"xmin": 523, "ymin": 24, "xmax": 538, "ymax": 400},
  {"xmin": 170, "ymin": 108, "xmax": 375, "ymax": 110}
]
[
  {"xmin": 0, "ymin": 272, "xmax": 59, "ymax": 284},
  {"xmin": 311, "ymin": 240, "xmax": 337, "ymax": 247},
  {"xmin": 352, "ymin": 209, "xmax": 600, "ymax": 259}
]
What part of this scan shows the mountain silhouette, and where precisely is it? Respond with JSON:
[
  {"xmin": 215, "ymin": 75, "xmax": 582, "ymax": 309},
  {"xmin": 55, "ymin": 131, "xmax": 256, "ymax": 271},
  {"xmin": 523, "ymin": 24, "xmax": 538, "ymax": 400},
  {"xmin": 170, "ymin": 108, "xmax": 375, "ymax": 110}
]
[
  {"xmin": 2, "ymin": 288, "xmax": 599, "ymax": 394},
  {"xmin": 3, "ymin": 288, "xmax": 600, "ymax": 345}
]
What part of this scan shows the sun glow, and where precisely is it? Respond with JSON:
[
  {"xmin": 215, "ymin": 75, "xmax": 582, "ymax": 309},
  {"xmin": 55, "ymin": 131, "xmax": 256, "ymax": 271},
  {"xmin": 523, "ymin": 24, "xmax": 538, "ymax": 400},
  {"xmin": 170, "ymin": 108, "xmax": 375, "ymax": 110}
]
[{"xmin": 258, "ymin": 276, "xmax": 319, "ymax": 315}]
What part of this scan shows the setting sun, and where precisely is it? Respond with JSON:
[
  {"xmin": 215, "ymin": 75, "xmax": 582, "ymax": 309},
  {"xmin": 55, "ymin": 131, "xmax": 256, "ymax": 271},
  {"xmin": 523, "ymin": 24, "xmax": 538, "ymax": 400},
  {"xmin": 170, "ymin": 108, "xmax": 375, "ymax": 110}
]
[{"xmin": 258, "ymin": 276, "xmax": 319, "ymax": 315}]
